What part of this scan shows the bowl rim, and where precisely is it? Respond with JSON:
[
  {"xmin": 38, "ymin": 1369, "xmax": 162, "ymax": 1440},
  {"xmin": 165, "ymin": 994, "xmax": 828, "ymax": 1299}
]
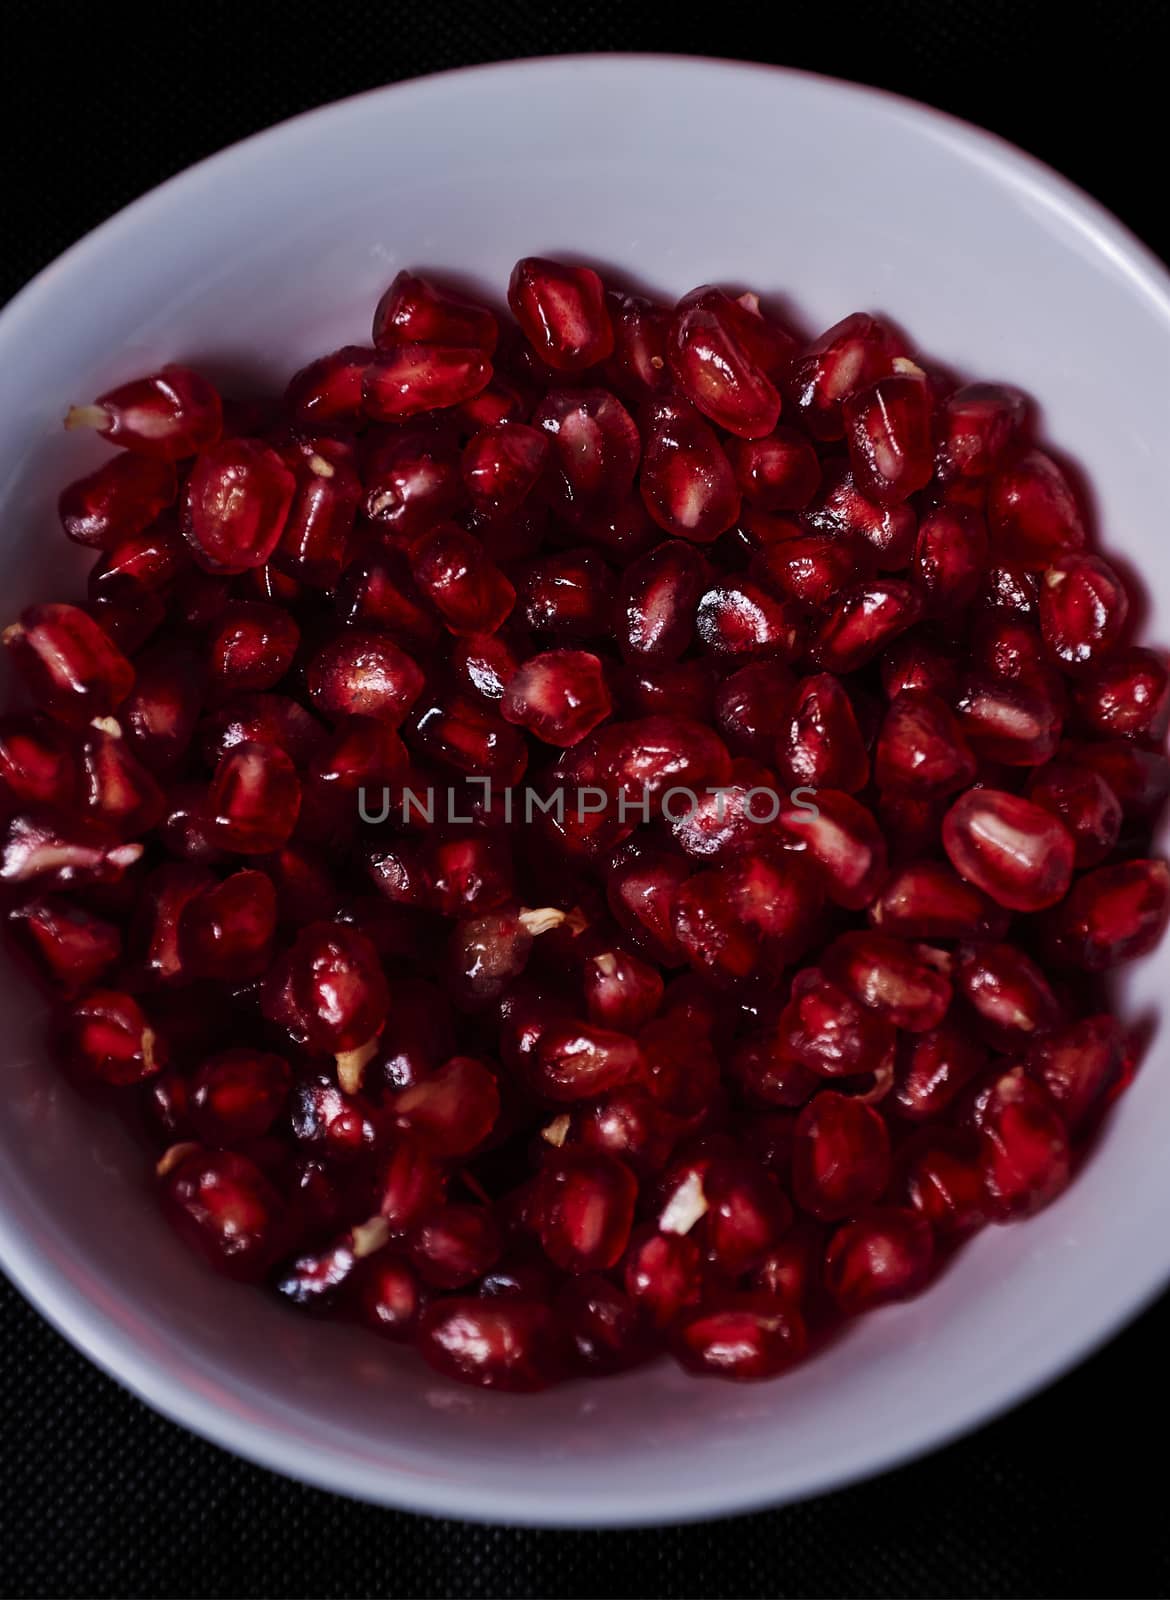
[{"xmin": 1, "ymin": 52, "xmax": 1169, "ymax": 1528}]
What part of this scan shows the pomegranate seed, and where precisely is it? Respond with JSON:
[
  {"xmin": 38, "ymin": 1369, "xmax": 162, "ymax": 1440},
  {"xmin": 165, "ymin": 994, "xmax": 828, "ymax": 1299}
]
[
  {"xmin": 573, "ymin": 1086, "xmax": 676, "ymax": 1175},
  {"xmin": 1066, "ymin": 739, "xmax": 1170, "ymax": 818},
  {"xmin": 640, "ymin": 399, "xmax": 740, "ymax": 543},
  {"xmin": 419, "ymin": 1296, "xmax": 566, "ymax": 1391},
  {"xmin": 5, "ymin": 604, "xmax": 134, "ymax": 727},
  {"xmin": 0, "ymin": 813, "xmax": 142, "ymax": 890},
  {"xmin": 843, "ymin": 370, "xmax": 934, "ymax": 505},
  {"xmin": 1025, "ymin": 1015, "xmax": 1123, "ymax": 1132},
  {"xmin": 285, "ymin": 346, "xmax": 372, "ymax": 428},
  {"xmin": 411, "ymin": 1204, "xmax": 502, "ymax": 1289},
  {"xmin": 815, "ymin": 580, "xmax": 923, "ymax": 674},
  {"xmin": 780, "ymin": 966, "xmax": 895, "ymax": 1079},
  {"xmin": 0, "ymin": 715, "xmax": 78, "ymax": 810},
  {"xmin": 870, "ymin": 860, "xmax": 1009, "ymax": 940},
  {"xmin": 1072, "ymin": 646, "xmax": 1170, "ymax": 741},
  {"xmin": 969, "ymin": 613, "xmax": 1050, "ymax": 686},
  {"xmin": 775, "ymin": 790, "xmax": 888, "ymax": 911},
  {"xmin": 1038, "ymin": 553, "xmax": 1129, "ymax": 671},
  {"xmin": 1043, "ymin": 858, "xmax": 1170, "ymax": 970},
  {"xmin": 207, "ymin": 741, "xmax": 300, "ymax": 853},
  {"xmin": 954, "ymin": 671, "xmax": 1063, "ymax": 766},
  {"xmin": 377, "ymin": 1130, "xmax": 447, "ymax": 1233},
  {"xmin": 955, "ymin": 942, "xmax": 1062, "ymax": 1050},
  {"xmin": 206, "ymin": 602, "xmax": 299, "ymax": 697},
  {"xmin": 804, "ymin": 461, "xmax": 917, "ymax": 570},
  {"xmin": 119, "ymin": 643, "xmax": 206, "ymax": 776},
  {"xmin": 362, "ymin": 427, "xmax": 464, "ymax": 541},
  {"xmin": 786, "ymin": 314, "xmax": 899, "ymax": 436},
  {"xmin": 66, "ymin": 366, "xmax": 221, "ymax": 460},
  {"xmin": 668, "ymin": 290, "xmax": 782, "ymax": 438},
  {"xmin": 696, "ymin": 580, "xmax": 803, "ymax": 662},
  {"xmin": 535, "ymin": 1150, "xmax": 637, "ymax": 1272},
  {"xmin": 913, "ymin": 504, "xmax": 988, "ymax": 613},
  {"xmin": 8, "ymin": 896, "xmax": 122, "ymax": 995},
  {"xmin": 671, "ymin": 1292, "xmax": 806, "ymax": 1380},
  {"xmin": 604, "ymin": 292, "xmax": 673, "ymax": 398},
  {"xmin": 583, "ymin": 946, "xmax": 663, "ymax": 1031},
  {"xmin": 935, "ymin": 383, "xmax": 1025, "ymax": 479},
  {"xmin": 306, "ymin": 630, "xmax": 424, "ymax": 725},
  {"xmin": 728, "ymin": 425, "xmax": 821, "ymax": 510},
  {"xmin": 458, "ymin": 375, "xmax": 529, "ymax": 430},
  {"xmin": 351, "ymin": 1253, "xmax": 428, "ymax": 1340},
  {"xmin": 776, "ymin": 673, "xmax": 870, "ymax": 794},
  {"xmin": 462, "ymin": 422, "xmax": 548, "ymax": 517},
  {"xmin": 78, "ymin": 721, "xmax": 165, "ymax": 837},
  {"xmin": 530, "ymin": 1021, "xmax": 644, "ymax": 1103},
  {"xmin": 988, "ymin": 450, "xmax": 1086, "ymax": 568},
  {"xmin": 751, "ymin": 530, "xmax": 863, "ymax": 612},
  {"xmin": 880, "ymin": 631, "xmax": 960, "ymax": 702},
  {"xmin": 410, "ymin": 693, "xmax": 528, "ymax": 785},
  {"xmin": 750, "ymin": 1220, "xmax": 822, "ymax": 1307},
  {"xmin": 275, "ymin": 1219, "xmax": 392, "ymax": 1310},
  {"xmin": 517, "ymin": 547, "xmax": 615, "ymax": 639},
  {"xmin": 1026, "ymin": 759, "xmax": 1122, "ymax": 868},
  {"xmin": 179, "ymin": 868, "xmax": 277, "ymax": 981},
  {"xmin": 942, "ymin": 788, "xmax": 1075, "ymax": 911},
  {"xmin": 200, "ymin": 692, "xmax": 324, "ymax": 770},
  {"xmin": 159, "ymin": 1146, "xmax": 285, "ymax": 1279},
  {"xmin": 61, "ymin": 989, "xmax": 162, "ymax": 1085},
  {"xmin": 59, "ymin": 455, "xmax": 177, "ymax": 550},
  {"xmin": 617, "ymin": 540, "xmax": 707, "ymax": 662},
  {"xmin": 621, "ymin": 658, "xmax": 715, "ymax": 722},
  {"xmin": 606, "ymin": 846, "xmax": 690, "ymax": 966},
  {"xmin": 673, "ymin": 852, "xmax": 822, "ymax": 981},
  {"xmin": 824, "ymin": 931, "xmax": 951, "ymax": 1032},
  {"xmin": 373, "ymin": 271, "xmax": 497, "ymax": 354},
  {"xmin": 969, "ymin": 1067, "xmax": 1070, "ymax": 1220},
  {"xmin": 893, "ymin": 1018, "xmax": 988, "ymax": 1122},
  {"xmin": 189, "ymin": 1048, "xmax": 290, "ymax": 1144},
  {"xmin": 508, "ymin": 258, "xmax": 613, "ymax": 372},
  {"xmin": 898, "ymin": 1130, "xmax": 988, "ymax": 1235},
  {"xmin": 392, "ymin": 1056, "xmax": 499, "ymax": 1156},
  {"xmin": 182, "ymin": 440, "xmax": 296, "ymax": 574},
  {"xmin": 274, "ymin": 920, "xmax": 388, "ymax": 1055},
  {"xmin": 363, "ymin": 344, "xmax": 492, "ymax": 420},
  {"xmin": 702, "ymin": 1155, "xmax": 792, "ymax": 1277},
  {"xmin": 875, "ymin": 689, "xmax": 976, "ymax": 794},
  {"xmin": 824, "ymin": 1206, "xmax": 933, "ymax": 1312},
  {"xmin": 792, "ymin": 1091, "xmax": 890, "ymax": 1220},
  {"xmin": 273, "ymin": 439, "xmax": 360, "ymax": 588},
  {"xmin": 533, "ymin": 388, "xmax": 641, "ymax": 522},
  {"xmin": 714, "ymin": 661, "xmax": 796, "ymax": 761},
  {"xmin": 623, "ymin": 1226, "xmax": 702, "ymax": 1328},
  {"xmin": 410, "ymin": 524, "xmax": 515, "ymax": 636}
]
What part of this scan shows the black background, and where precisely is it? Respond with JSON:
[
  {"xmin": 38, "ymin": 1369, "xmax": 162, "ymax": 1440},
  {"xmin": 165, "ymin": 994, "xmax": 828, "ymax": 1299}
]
[{"xmin": 2, "ymin": 3, "xmax": 1167, "ymax": 1596}]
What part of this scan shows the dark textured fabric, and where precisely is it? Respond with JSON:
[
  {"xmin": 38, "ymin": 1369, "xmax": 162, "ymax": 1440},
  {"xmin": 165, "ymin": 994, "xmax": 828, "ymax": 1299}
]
[{"xmin": 2, "ymin": 3, "xmax": 1167, "ymax": 1595}]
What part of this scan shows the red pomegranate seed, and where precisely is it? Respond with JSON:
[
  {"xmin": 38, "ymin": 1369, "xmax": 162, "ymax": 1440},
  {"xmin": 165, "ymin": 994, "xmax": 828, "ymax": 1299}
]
[
  {"xmin": 535, "ymin": 1150, "xmax": 637, "ymax": 1272},
  {"xmin": 701, "ymin": 1155, "xmax": 792, "ymax": 1277},
  {"xmin": 668, "ymin": 290, "xmax": 782, "ymax": 438},
  {"xmin": 189, "ymin": 1048, "xmax": 290, "ymax": 1144},
  {"xmin": 378, "ymin": 1130, "xmax": 447, "ymax": 1233},
  {"xmin": 182, "ymin": 440, "xmax": 296, "ymax": 574},
  {"xmin": 815, "ymin": 580, "xmax": 923, "ymax": 674},
  {"xmin": 750, "ymin": 1219, "xmax": 822, "ymax": 1307},
  {"xmin": 61, "ymin": 989, "xmax": 162, "ymax": 1084},
  {"xmin": 621, "ymin": 658, "xmax": 715, "ymax": 722},
  {"xmin": 206, "ymin": 602, "xmax": 299, "ymax": 697},
  {"xmin": 792, "ymin": 1091, "xmax": 890, "ymax": 1221},
  {"xmin": 373, "ymin": 271, "xmax": 497, "ymax": 353},
  {"xmin": 277, "ymin": 920, "xmax": 389, "ymax": 1056},
  {"xmin": 362, "ymin": 426, "xmax": 464, "ymax": 541},
  {"xmin": 351, "ymin": 1253, "xmax": 428, "ymax": 1340},
  {"xmin": 0, "ymin": 813, "xmax": 142, "ymax": 890},
  {"xmin": 530, "ymin": 1020, "xmax": 644, "ymax": 1103},
  {"xmin": 207, "ymin": 741, "xmax": 300, "ymax": 854},
  {"xmin": 0, "ymin": 715, "xmax": 78, "ymax": 810},
  {"xmin": 8, "ymin": 896, "xmax": 122, "ymax": 996},
  {"xmin": 880, "ymin": 631, "xmax": 960, "ymax": 701},
  {"xmin": 804, "ymin": 461, "xmax": 917, "ymax": 570},
  {"xmin": 787, "ymin": 313, "xmax": 901, "ymax": 440},
  {"xmin": 780, "ymin": 966, "xmax": 895, "ymax": 1079},
  {"xmin": 583, "ymin": 946, "xmax": 663, "ymax": 1032},
  {"xmin": 59, "ymin": 455, "xmax": 177, "ymax": 550},
  {"xmin": 728, "ymin": 425, "xmax": 821, "ymax": 510},
  {"xmin": 66, "ymin": 366, "xmax": 221, "ymax": 460},
  {"xmin": 696, "ymin": 580, "xmax": 804, "ymax": 662},
  {"xmin": 988, "ymin": 450, "xmax": 1086, "ymax": 568},
  {"xmin": 776, "ymin": 673, "xmax": 870, "ymax": 794},
  {"xmin": 573, "ymin": 1086, "xmax": 676, "ymax": 1175},
  {"xmin": 508, "ymin": 258, "xmax": 613, "ymax": 372},
  {"xmin": 935, "ymin": 383, "xmax": 1025, "ymax": 479},
  {"xmin": 969, "ymin": 1067, "xmax": 1070, "ymax": 1220},
  {"xmin": 774, "ymin": 790, "xmax": 888, "ymax": 912},
  {"xmin": 1038, "ymin": 553, "xmax": 1129, "ymax": 671},
  {"xmin": 411, "ymin": 692, "xmax": 528, "ymax": 785},
  {"xmin": 674, "ymin": 851, "xmax": 822, "ymax": 981},
  {"xmin": 893, "ymin": 1021, "xmax": 987, "ymax": 1122},
  {"xmin": 273, "ymin": 438, "xmax": 361, "ymax": 588},
  {"xmin": 753, "ymin": 531, "xmax": 863, "ymax": 613},
  {"xmin": 4, "ymin": 604, "xmax": 134, "ymax": 727},
  {"xmin": 824, "ymin": 931, "xmax": 951, "ymax": 1033},
  {"xmin": 843, "ymin": 369, "xmax": 934, "ymax": 505},
  {"xmin": 393, "ymin": 1056, "xmax": 500, "ymax": 1156},
  {"xmin": 671, "ymin": 1292, "xmax": 806, "ymax": 1380},
  {"xmin": 640, "ymin": 399, "xmax": 741, "ymax": 543},
  {"xmin": 714, "ymin": 661, "xmax": 795, "ymax": 761},
  {"xmin": 955, "ymin": 942, "xmax": 1061, "ymax": 1050},
  {"xmin": 411, "ymin": 1204, "xmax": 502, "ymax": 1289},
  {"xmin": 913, "ymin": 504, "xmax": 988, "ymax": 613},
  {"xmin": 533, "ymin": 388, "xmax": 641, "ymax": 521},
  {"xmin": 1025, "ymin": 759, "xmax": 1122, "ymax": 868},
  {"xmin": 824, "ymin": 1206, "xmax": 933, "ymax": 1313},
  {"xmin": 870, "ymin": 860, "xmax": 1009, "ymax": 940},
  {"xmin": 1025, "ymin": 1015, "xmax": 1123, "ymax": 1133},
  {"xmin": 604, "ymin": 292, "xmax": 673, "ymax": 398},
  {"xmin": 419, "ymin": 1296, "xmax": 566, "ymax": 1391},
  {"xmin": 969, "ymin": 613, "xmax": 1050, "ymax": 686},
  {"xmin": 363, "ymin": 344, "xmax": 492, "ymax": 420},
  {"xmin": 954, "ymin": 671, "xmax": 1063, "ymax": 766},
  {"xmin": 516, "ymin": 547, "xmax": 615, "ymax": 639},
  {"xmin": 942, "ymin": 787, "xmax": 1075, "ymax": 911},
  {"xmin": 305, "ymin": 630, "xmax": 424, "ymax": 725},
  {"xmin": 179, "ymin": 869, "xmax": 277, "ymax": 981},
  {"xmin": 623, "ymin": 1226, "xmax": 702, "ymax": 1328},
  {"xmin": 1043, "ymin": 858, "xmax": 1170, "ymax": 970},
  {"xmin": 1072, "ymin": 646, "xmax": 1170, "ymax": 741},
  {"xmin": 606, "ymin": 846, "xmax": 690, "ymax": 966},
  {"xmin": 159, "ymin": 1146, "xmax": 285, "ymax": 1279},
  {"xmin": 898, "ymin": 1130, "xmax": 988, "ymax": 1235},
  {"xmin": 118, "ymin": 643, "xmax": 206, "ymax": 776},
  {"xmin": 1066, "ymin": 739, "xmax": 1170, "ymax": 818},
  {"xmin": 410, "ymin": 524, "xmax": 515, "ymax": 636},
  {"xmin": 617, "ymin": 539, "xmax": 707, "ymax": 662},
  {"xmin": 875, "ymin": 689, "xmax": 976, "ymax": 794},
  {"xmin": 78, "ymin": 721, "xmax": 165, "ymax": 837},
  {"xmin": 462, "ymin": 422, "xmax": 548, "ymax": 518},
  {"xmin": 285, "ymin": 345, "xmax": 372, "ymax": 428}
]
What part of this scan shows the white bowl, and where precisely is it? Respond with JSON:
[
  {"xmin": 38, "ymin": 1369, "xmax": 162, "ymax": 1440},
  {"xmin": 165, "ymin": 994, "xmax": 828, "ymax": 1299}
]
[{"xmin": 1, "ymin": 55, "xmax": 1168, "ymax": 1527}]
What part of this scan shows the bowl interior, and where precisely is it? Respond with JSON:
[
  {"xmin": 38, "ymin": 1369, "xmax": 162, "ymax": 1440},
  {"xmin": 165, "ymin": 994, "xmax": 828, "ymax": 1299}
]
[{"xmin": 1, "ymin": 57, "xmax": 1168, "ymax": 1525}]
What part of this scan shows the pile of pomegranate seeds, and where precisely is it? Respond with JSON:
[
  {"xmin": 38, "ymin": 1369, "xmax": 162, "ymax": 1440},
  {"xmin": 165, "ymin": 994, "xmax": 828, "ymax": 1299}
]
[{"xmin": 2, "ymin": 259, "xmax": 1167, "ymax": 1392}]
